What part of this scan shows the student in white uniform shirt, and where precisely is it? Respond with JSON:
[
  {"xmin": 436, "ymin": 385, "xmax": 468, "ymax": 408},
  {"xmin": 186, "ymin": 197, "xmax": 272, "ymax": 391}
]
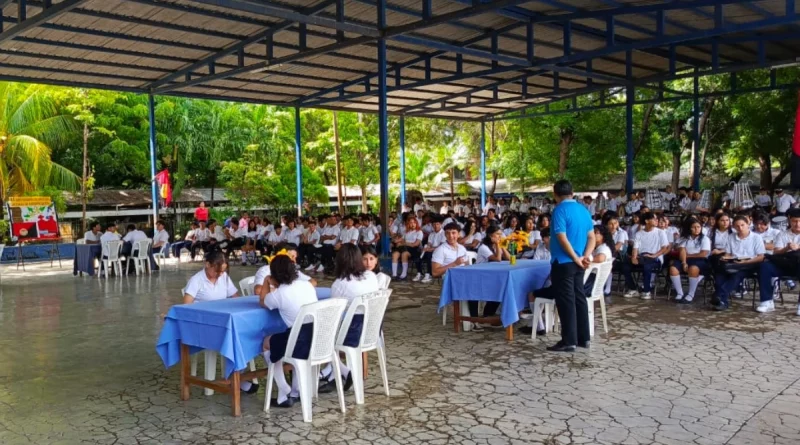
[
  {"xmin": 755, "ymin": 187, "xmax": 772, "ymax": 211},
  {"xmin": 520, "ymin": 217, "xmax": 541, "ymax": 255},
  {"xmin": 390, "ymin": 216, "xmax": 423, "ymax": 280},
  {"xmin": 661, "ymin": 186, "xmax": 677, "ymax": 204},
  {"xmin": 418, "ymin": 217, "xmax": 445, "ymax": 283},
  {"xmin": 657, "ymin": 216, "xmax": 680, "ymax": 247},
  {"xmin": 469, "ymin": 226, "xmax": 510, "ymax": 328},
  {"xmin": 152, "ymin": 220, "xmax": 170, "ymax": 254},
  {"xmin": 774, "ymin": 188, "xmax": 796, "ymax": 215},
  {"xmin": 752, "ymin": 213, "xmax": 780, "ymax": 255},
  {"xmin": 83, "ymin": 221, "xmax": 102, "ymax": 244},
  {"xmin": 254, "ymin": 243, "xmax": 316, "ymax": 298},
  {"xmin": 458, "ymin": 219, "xmax": 482, "ymax": 251},
  {"xmin": 121, "ymin": 223, "xmax": 148, "ymax": 256},
  {"xmin": 361, "ymin": 244, "xmax": 391, "ymax": 289},
  {"xmin": 259, "ymin": 254, "xmax": 319, "ymax": 407},
  {"xmin": 482, "ymin": 196, "xmax": 497, "ymax": 216},
  {"xmin": 759, "ymin": 208, "xmax": 800, "ymax": 315},
  {"xmin": 282, "ymin": 219, "xmax": 303, "ymax": 246},
  {"xmin": 431, "ymin": 222, "xmax": 469, "ymax": 279},
  {"xmin": 712, "ymin": 215, "xmax": 766, "ymax": 311},
  {"xmin": 519, "ymin": 197, "xmax": 530, "ymax": 215},
  {"xmin": 668, "ymin": 217, "xmax": 711, "ymax": 304},
  {"xmin": 224, "ymin": 217, "xmax": 248, "ymax": 261},
  {"xmin": 622, "ymin": 212, "xmax": 670, "ymax": 300},
  {"xmin": 496, "ymin": 198, "xmax": 507, "ymax": 217},
  {"xmin": 709, "ymin": 213, "xmax": 733, "ymax": 267},
  {"xmin": 206, "ymin": 219, "xmax": 229, "ymax": 254},
  {"xmin": 240, "ymin": 220, "xmax": 261, "ymax": 265},
  {"xmin": 336, "ymin": 215, "xmax": 360, "ymax": 249},
  {"xmin": 624, "ymin": 193, "xmax": 641, "ymax": 215},
  {"xmin": 171, "ymin": 222, "xmax": 197, "ymax": 258},
  {"xmin": 358, "ymin": 215, "xmax": 380, "ymax": 247},
  {"xmin": 439, "ymin": 201, "xmax": 451, "ymax": 215},
  {"xmin": 100, "ymin": 223, "xmax": 122, "ymax": 258},
  {"xmin": 300, "ymin": 219, "xmax": 322, "ymax": 270},
  {"xmin": 318, "ymin": 215, "xmax": 341, "ymax": 273},
  {"xmin": 191, "ymin": 220, "xmax": 211, "ymax": 259}
]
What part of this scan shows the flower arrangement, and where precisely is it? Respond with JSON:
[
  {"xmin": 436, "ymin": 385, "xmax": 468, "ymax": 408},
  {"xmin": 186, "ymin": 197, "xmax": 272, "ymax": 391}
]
[{"xmin": 500, "ymin": 231, "xmax": 530, "ymax": 252}]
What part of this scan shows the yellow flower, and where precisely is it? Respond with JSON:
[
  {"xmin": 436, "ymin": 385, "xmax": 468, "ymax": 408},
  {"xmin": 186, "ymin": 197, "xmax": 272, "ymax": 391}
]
[{"xmin": 265, "ymin": 248, "xmax": 290, "ymax": 264}]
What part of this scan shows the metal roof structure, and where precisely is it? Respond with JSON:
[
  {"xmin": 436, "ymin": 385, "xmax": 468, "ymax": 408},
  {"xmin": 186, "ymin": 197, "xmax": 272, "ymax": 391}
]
[{"xmin": 0, "ymin": 0, "xmax": 797, "ymax": 121}]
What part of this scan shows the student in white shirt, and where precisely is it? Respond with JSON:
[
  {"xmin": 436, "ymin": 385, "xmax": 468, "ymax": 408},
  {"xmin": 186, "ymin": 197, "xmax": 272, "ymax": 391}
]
[
  {"xmin": 282, "ymin": 219, "xmax": 303, "ymax": 246},
  {"xmin": 502, "ymin": 215, "xmax": 520, "ymax": 237},
  {"xmin": 520, "ymin": 217, "xmax": 541, "ymax": 255},
  {"xmin": 775, "ymin": 188, "xmax": 796, "ymax": 215},
  {"xmin": 458, "ymin": 219, "xmax": 482, "ymax": 251},
  {"xmin": 358, "ymin": 215, "xmax": 380, "ymax": 247},
  {"xmin": 318, "ymin": 215, "xmax": 341, "ymax": 273},
  {"xmin": 668, "ymin": 217, "xmax": 711, "ymax": 304},
  {"xmin": 240, "ymin": 219, "xmax": 260, "ymax": 265},
  {"xmin": 752, "ymin": 213, "xmax": 780, "ymax": 255},
  {"xmin": 224, "ymin": 217, "xmax": 248, "ymax": 262},
  {"xmin": 361, "ymin": 244, "xmax": 391, "ymax": 289},
  {"xmin": 413, "ymin": 198, "xmax": 425, "ymax": 214},
  {"xmin": 121, "ymin": 223, "xmax": 147, "ymax": 256},
  {"xmin": 755, "ymin": 187, "xmax": 772, "ymax": 211},
  {"xmin": 172, "ymin": 222, "xmax": 198, "ymax": 258},
  {"xmin": 439, "ymin": 201, "xmax": 450, "ymax": 215},
  {"xmin": 582, "ymin": 196, "xmax": 596, "ymax": 217},
  {"xmin": 100, "ymin": 223, "xmax": 122, "ymax": 258},
  {"xmin": 482, "ymin": 196, "xmax": 496, "ymax": 216},
  {"xmin": 266, "ymin": 225, "xmax": 284, "ymax": 255},
  {"xmin": 300, "ymin": 219, "xmax": 322, "ymax": 270},
  {"xmin": 254, "ymin": 243, "xmax": 317, "ymax": 298},
  {"xmin": 622, "ymin": 212, "xmax": 670, "ymax": 300},
  {"xmin": 206, "ymin": 219, "xmax": 229, "ymax": 254},
  {"xmin": 431, "ymin": 222, "xmax": 469, "ymax": 279},
  {"xmin": 605, "ymin": 215, "xmax": 628, "ymax": 254},
  {"xmin": 759, "ymin": 208, "xmax": 800, "ymax": 315},
  {"xmin": 259, "ymin": 254, "xmax": 319, "ymax": 407},
  {"xmin": 418, "ymin": 217, "xmax": 445, "ymax": 283},
  {"xmin": 658, "ymin": 215, "xmax": 680, "ymax": 247},
  {"xmin": 496, "ymin": 198, "xmax": 507, "ymax": 217},
  {"xmin": 709, "ymin": 213, "xmax": 733, "ymax": 271},
  {"xmin": 661, "ymin": 186, "xmax": 677, "ymax": 204},
  {"xmin": 624, "ymin": 193, "xmax": 641, "ymax": 215},
  {"xmin": 83, "ymin": 222, "xmax": 102, "ymax": 244},
  {"xmin": 336, "ymin": 215, "xmax": 360, "ymax": 250},
  {"xmin": 468, "ymin": 226, "xmax": 509, "ymax": 328},
  {"xmin": 152, "ymin": 220, "xmax": 170, "ymax": 251},
  {"xmin": 390, "ymin": 216, "xmax": 423, "ymax": 280},
  {"xmin": 712, "ymin": 215, "xmax": 766, "ymax": 311},
  {"xmin": 191, "ymin": 220, "xmax": 211, "ymax": 259},
  {"xmin": 519, "ymin": 197, "xmax": 530, "ymax": 215}
]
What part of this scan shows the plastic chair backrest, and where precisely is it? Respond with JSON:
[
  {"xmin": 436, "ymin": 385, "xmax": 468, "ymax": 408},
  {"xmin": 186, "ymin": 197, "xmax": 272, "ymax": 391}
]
[
  {"xmin": 104, "ymin": 240, "xmax": 123, "ymax": 260},
  {"xmin": 337, "ymin": 289, "xmax": 392, "ymax": 350},
  {"xmin": 239, "ymin": 275, "xmax": 255, "ymax": 296},
  {"xmin": 134, "ymin": 239, "xmax": 151, "ymax": 259},
  {"xmin": 466, "ymin": 251, "xmax": 478, "ymax": 264},
  {"xmin": 76, "ymin": 238, "xmax": 86, "ymax": 245},
  {"xmin": 285, "ymin": 299, "xmax": 348, "ymax": 364},
  {"xmin": 584, "ymin": 260, "xmax": 613, "ymax": 300}
]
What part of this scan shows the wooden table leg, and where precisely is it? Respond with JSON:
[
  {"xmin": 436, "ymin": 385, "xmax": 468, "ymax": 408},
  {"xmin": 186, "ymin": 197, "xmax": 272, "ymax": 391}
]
[
  {"xmin": 362, "ymin": 352, "xmax": 369, "ymax": 379},
  {"xmin": 231, "ymin": 370, "xmax": 241, "ymax": 417},
  {"xmin": 180, "ymin": 344, "xmax": 191, "ymax": 401},
  {"xmin": 505, "ymin": 325, "xmax": 513, "ymax": 342},
  {"xmin": 453, "ymin": 301, "xmax": 461, "ymax": 333}
]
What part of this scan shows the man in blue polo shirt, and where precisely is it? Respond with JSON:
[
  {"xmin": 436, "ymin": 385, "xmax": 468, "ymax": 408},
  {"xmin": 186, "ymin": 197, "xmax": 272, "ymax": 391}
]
[{"xmin": 548, "ymin": 180, "xmax": 596, "ymax": 352}]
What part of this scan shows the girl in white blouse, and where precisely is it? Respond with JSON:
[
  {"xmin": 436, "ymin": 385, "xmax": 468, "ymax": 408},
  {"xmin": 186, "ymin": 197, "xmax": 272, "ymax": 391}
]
[
  {"xmin": 361, "ymin": 244, "xmax": 391, "ymax": 289},
  {"xmin": 390, "ymin": 216, "xmax": 423, "ymax": 280},
  {"xmin": 458, "ymin": 219, "xmax": 482, "ymax": 251},
  {"xmin": 669, "ymin": 217, "xmax": 711, "ymax": 304}
]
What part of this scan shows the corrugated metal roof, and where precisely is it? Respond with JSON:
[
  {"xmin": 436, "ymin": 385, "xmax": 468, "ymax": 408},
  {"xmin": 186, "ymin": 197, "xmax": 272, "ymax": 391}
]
[{"xmin": 0, "ymin": 0, "xmax": 792, "ymax": 120}]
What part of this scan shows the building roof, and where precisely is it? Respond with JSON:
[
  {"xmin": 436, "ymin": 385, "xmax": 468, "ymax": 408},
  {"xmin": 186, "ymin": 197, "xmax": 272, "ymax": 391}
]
[{"xmin": 0, "ymin": 0, "xmax": 797, "ymax": 120}]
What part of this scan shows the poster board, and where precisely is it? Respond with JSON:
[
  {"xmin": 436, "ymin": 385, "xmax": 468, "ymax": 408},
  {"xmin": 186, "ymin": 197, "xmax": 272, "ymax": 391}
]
[{"xmin": 6, "ymin": 197, "xmax": 60, "ymax": 241}]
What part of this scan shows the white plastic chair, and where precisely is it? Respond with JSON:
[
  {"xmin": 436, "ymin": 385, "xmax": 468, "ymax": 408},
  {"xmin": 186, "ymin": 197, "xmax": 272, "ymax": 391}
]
[
  {"xmin": 101, "ymin": 240, "xmax": 123, "ymax": 278},
  {"xmin": 531, "ymin": 297, "xmax": 558, "ymax": 340},
  {"xmin": 131, "ymin": 239, "xmax": 152, "ymax": 275},
  {"xmin": 264, "ymin": 298, "xmax": 349, "ymax": 423},
  {"xmin": 153, "ymin": 243, "xmax": 169, "ymax": 266},
  {"xmin": 239, "ymin": 275, "xmax": 255, "ymax": 296},
  {"xmin": 585, "ymin": 261, "xmax": 613, "ymax": 336},
  {"xmin": 443, "ymin": 251, "xmax": 479, "ymax": 326},
  {"xmin": 335, "ymin": 289, "xmax": 392, "ymax": 405}
]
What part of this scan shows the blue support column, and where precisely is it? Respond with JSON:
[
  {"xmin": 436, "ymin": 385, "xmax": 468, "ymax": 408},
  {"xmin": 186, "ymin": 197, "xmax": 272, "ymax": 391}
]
[
  {"xmin": 480, "ymin": 121, "xmax": 487, "ymax": 209},
  {"xmin": 378, "ymin": 0, "xmax": 390, "ymax": 256},
  {"xmin": 625, "ymin": 85, "xmax": 634, "ymax": 194},
  {"xmin": 399, "ymin": 115, "xmax": 406, "ymax": 209},
  {"xmin": 692, "ymin": 72, "xmax": 701, "ymax": 191},
  {"xmin": 147, "ymin": 94, "xmax": 158, "ymax": 224},
  {"xmin": 294, "ymin": 107, "xmax": 303, "ymax": 216}
]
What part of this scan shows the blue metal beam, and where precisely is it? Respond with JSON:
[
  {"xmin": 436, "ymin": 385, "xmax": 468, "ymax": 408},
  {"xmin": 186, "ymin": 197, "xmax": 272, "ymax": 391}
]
[
  {"xmin": 295, "ymin": 107, "xmax": 303, "ymax": 216},
  {"xmin": 625, "ymin": 84, "xmax": 634, "ymax": 193},
  {"xmin": 378, "ymin": 0, "xmax": 390, "ymax": 256},
  {"xmin": 0, "ymin": 0, "xmax": 86, "ymax": 43},
  {"xmin": 692, "ymin": 71, "xmax": 701, "ymax": 191},
  {"xmin": 399, "ymin": 115, "xmax": 406, "ymax": 209},
  {"xmin": 480, "ymin": 121, "xmax": 487, "ymax": 209},
  {"xmin": 148, "ymin": 94, "xmax": 159, "ymax": 223}
]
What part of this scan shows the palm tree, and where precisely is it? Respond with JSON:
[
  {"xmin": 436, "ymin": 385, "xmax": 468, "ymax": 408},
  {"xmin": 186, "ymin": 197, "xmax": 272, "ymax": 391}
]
[{"xmin": 0, "ymin": 83, "xmax": 79, "ymax": 208}]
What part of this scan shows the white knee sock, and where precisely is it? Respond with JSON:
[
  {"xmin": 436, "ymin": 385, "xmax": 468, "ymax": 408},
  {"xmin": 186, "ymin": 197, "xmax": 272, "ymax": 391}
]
[
  {"xmin": 290, "ymin": 368, "xmax": 300, "ymax": 398},
  {"xmin": 392, "ymin": 262, "xmax": 398, "ymax": 276},
  {"xmin": 529, "ymin": 302, "xmax": 545, "ymax": 331},
  {"xmin": 604, "ymin": 275, "xmax": 612, "ymax": 294},
  {"xmin": 401, "ymin": 263, "xmax": 408, "ymax": 278},
  {"xmin": 240, "ymin": 252, "xmax": 247, "ymax": 263},
  {"xmin": 688, "ymin": 276, "xmax": 702, "ymax": 297},
  {"xmin": 320, "ymin": 364, "xmax": 332, "ymax": 380},
  {"xmin": 670, "ymin": 275, "xmax": 683, "ymax": 296},
  {"xmin": 273, "ymin": 362, "xmax": 292, "ymax": 403}
]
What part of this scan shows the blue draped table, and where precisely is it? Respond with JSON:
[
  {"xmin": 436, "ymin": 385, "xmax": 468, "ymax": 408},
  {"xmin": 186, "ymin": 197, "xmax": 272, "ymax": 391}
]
[
  {"xmin": 155, "ymin": 287, "xmax": 331, "ymax": 416},
  {"xmin": 73, "ymin": 244, "xmax": 101, "ymax": 276},
  {"xmin": 439, "ymin": 260, "xmax": 551, "ymax": 338}
]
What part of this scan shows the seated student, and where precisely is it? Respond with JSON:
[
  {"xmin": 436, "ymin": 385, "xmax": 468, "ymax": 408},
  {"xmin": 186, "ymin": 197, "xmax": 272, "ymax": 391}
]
[
  {"xmin": 468, "ymin": 226, "xmax": 510, "ymax": 330},
  {"xmin": 206, "ymin": 219, "xmax": 229, "ymax": 254},
  {"xmin": 83, "ymin": 221, "xmax": 102, "ymax": 245},
  {"xmin": 223, "ymin": 217, "xmax": 248, "ymax": 261},
  {"xmin": 241, "ymin": 219, "xmax": 260, "ymax": 265},
  {"xmin": 752, "ymin": 213, "xmax": 780, "ymax": 255},
  {"xmin": 121, "ymin": 223, "xmax": 148, "ymax": 256},
  {"xmin": 712, "ymin": 215, "xmax": 766, "ymax": 311},
  {"xmin": 282, "ymin": 219, "xmax": 303, "ymax": 247},
  {"xmin": 626, "ymin": 212, "xmax": 641, "ymax": 242},
  {"xmin": 182, "ymin": 251, "xmax": 255, "ymax": 394},
  {"xmin": 390, "ymin": 216, "xmax": 423, "ymax": 280},
  {"xmin": 172, "ymin": 222, "xmax": 198, "ymax": 258},
  {"xmin": 622, "ymin": 212, "xmax": 670, "ymax": 300},
  {"xmin": 358, "ymin": 215, "xmax": 380, "ymax": 247},
  {"xmin": 254, "ymin": 243, "xmax": 317, "ymax": 298},
  {"xmin": 519, "ymin": 216, "xmax": 541, "ymax": 257},
  {"xmin": 668, "ymin": 217, "xmax": 711, "ymax": 304},
  {"xmin": 502, "ymin": 215, "xmax": 520, "ymax": 237},
  {"xmin": 758, "ymin": 208, "xmax": 800, "ymax": 314},
  {"xmin": 317, "ymin": 215, "xmax": 341, "ymax": 273},
  {"xmin": 336, "ymin": 215, "xmax": 360, "ymax": 250},
  {"xmin": 530, "ymin": 228, "xmax": 551, "ymax": 261},
  {"xmin": 361, "ymin": 244, "xmax": 391, "ymax": 289},
  {"xmin": 774, "ymin": 188, "xmax": 796, "ymax": 216},
  {"xmin": 755, "ymin": 187, "xmax": 772, "ymax": 212},
  {"xmin": 191, "ymin": 220, "xmax": 211, "ymax": 259},
  {"xmin": 300, "ymin": 219, "xmax": 322, "ymax": 270},
  {"xmin": 431, "ymin": 222, "xmax": 469, "ymax": 279},
  {"xmin": 521, "ymin": 225, "xmax": 613, "ymax": 336},
  {"xmin": 658, "ymin": 215, "xmax": 680, "ymax": 247},
  {"xmin": 152, "ymin": 220, "xmax": 170, "ymax": 253},
  {"xmin": 266, "ymin": 224, "xmax": 284, "ymax": 257},
  {"xmin": 458, "ymin": 219, "xmax": 482, "ymax": 251},
  {"xmin": 418, "ymin": 217, "xmax": 445, "ymax": 283},
  {"xmin": 100, "ymin": 223, "xmax": 122, "ymax": 258},
  {"xmin": 259, "ymin": 255, "xmax": 319, "ymax": 408}
]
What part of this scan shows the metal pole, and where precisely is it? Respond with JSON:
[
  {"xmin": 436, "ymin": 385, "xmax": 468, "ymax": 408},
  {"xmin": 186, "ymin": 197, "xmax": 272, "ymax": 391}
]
[
  {"xmin": 692, "ymin": 72, "xmax": 701, "ymax": 191},
  {"xmin": 294, "ymin": 107, "xmax": 303, "ymax": 216},
  {"xmin": 625, "ymin": 85, "xmax": 634, "ymax": 194},
  {"xmin": 480, "ymin": 120, "xmax": 486, "ymax": 210},
  {"xmin": 147, "ymin": 94, "xmax": 158, "ymax": 224},
  {"xmin": 378, "ymin": 0, "xmax": 389, "ymax": 256},
  {"xmin": 399, "ymin": 115, "xmax": 406, "ymax": 210}
]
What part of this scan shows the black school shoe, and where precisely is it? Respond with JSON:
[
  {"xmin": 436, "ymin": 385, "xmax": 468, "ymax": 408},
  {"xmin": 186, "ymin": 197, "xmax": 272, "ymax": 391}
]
[
  {"xmin": 518, "ymin": 326, "xmax": 546, "ymax": 336},
  {"xmin": 546, "ymin": 342, "xmax": 576, "ymax": 352},
  {"xmin": 712, "ymin": 302, "xmax": 729, "ymax": 311},
  {"xmin": 271, "ymin": 396, "xmax": 298, "ymax": 408},
  {"xmin": 242, "ymin": 383, "xmax": 259, "ymax": 395}
]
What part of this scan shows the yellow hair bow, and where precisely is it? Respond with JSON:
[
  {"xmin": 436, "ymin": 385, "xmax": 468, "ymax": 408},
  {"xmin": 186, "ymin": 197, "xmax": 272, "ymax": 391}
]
[{"xmin": 264, "ymin": 248, "xmax": 289, "ymax": 264}]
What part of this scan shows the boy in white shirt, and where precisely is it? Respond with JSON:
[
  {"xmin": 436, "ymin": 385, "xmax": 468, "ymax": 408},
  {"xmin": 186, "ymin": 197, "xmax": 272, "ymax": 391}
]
[
  {"xmin": 300, "ymin": 219, "xmax": 322, "ymax": 270},
  {"xmin": 439, "ymin": 201, "xmax": 450, "ymax": 215},
  {"xmin": 358, "ymin": 215, "xmax": 380, "ymax": 247},
  {"xmin": 431, "ymin": 222, "xmax": 469, "ymax": 279},
  {"xmin": 152, "ymin": 220, "xmax": 170, "ymax": 253},
  {"xmin": 775, "ymin": 188, "xmax": 796, "ymax": 215},
  {"xmin": 755, "ymin": 187, "xmax": 772, "ymax": 211},
  {"xmin": 172, "ymin": 222, "xmax": 197, "ymax": 258},
  {"xmin": 83, "ymin": 222, "xmax": 102, "ymax": 244},
  {"xmin": 317, "ymin": 215, "xmax": 341, "ymax": 273},
  {"xmin": 99, "ymin": 223, "xmax": 122, "ymax": 258},
  {"xmin": 622, "ymin": 212, "xmax": 670, "ymax": 300},
  {"xmin": 417, "ymin": 217, "xmax": 445, "ymax": 283},
  {"xmin": 713, "ymin": 215, "xmax": 765, "ymax": 311},
  {"xmin": 121, "ymin": 223, "xmax": 148, "ymax": 256},
  {"xmin": 336, "ymin": 215, "xmax": 360, "ymax": 249},
  {"xmin": 282, "ymin": 220, "xmax": 303, "ymax": 246},
  {"xmin": 191, "ymin": 220, "xmax": 211, "ymax": 259},
  {"xmin": 759, "ymin": 208, "xmax": 800, "ymax": 314},
  {"xmin": 254, "ymin": 243, "xmax": 317, "ymax": 297}
]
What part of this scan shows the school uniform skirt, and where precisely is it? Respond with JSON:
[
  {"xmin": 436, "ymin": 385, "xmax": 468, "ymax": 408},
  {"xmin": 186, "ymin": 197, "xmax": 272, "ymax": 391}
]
[
  {"xmin": 342, "ymin": 314, "xmax": 364, "ymax": 347},
  {"xmin": 671, "ymin": 258, "xmax": 710, "ymax": 274},
  {"xmin": 269, "ymin": 322, "xmax": 314, "ymax": 363}
]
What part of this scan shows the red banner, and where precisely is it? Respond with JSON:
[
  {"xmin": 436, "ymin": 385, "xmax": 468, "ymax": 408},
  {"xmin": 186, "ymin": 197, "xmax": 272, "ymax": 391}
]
[{"xmin": 155, "ymin": 169, "xmax": 172, "ymax": 207}]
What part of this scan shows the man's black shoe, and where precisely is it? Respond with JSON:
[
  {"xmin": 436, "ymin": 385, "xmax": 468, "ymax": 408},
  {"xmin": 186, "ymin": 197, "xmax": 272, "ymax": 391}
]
[{"xmin": 546, "ymin": 342, "xmax": 576, "ymax": 352}]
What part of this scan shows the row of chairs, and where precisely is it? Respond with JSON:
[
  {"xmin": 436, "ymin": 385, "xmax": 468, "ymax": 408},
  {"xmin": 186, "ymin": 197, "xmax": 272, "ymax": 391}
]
[{"xmin": 98, "ymin": 239, "xmax": 153, "ymax": 278}]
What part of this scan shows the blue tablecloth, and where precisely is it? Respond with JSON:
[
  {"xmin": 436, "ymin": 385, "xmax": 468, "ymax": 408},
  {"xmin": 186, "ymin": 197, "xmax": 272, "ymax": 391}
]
[
  {"xmin": 438, "ymin": 260, "xmax": 551, "ymax": 327},
  {"xmin": 73, "ymin": 244, "xmax": 100, "ymax": 276},
  {"xmin": 156, "ymin": 288, "xmax": 331, "ymax": 378}
]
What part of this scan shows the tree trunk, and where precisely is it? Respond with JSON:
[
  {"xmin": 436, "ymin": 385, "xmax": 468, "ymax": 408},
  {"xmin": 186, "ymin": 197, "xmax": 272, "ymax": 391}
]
[
  {"xmin": 558, "ymin": 129, "xmax": 574, "ymax": 176},
  {"xmin": 633, "ymin": 103, "xmax": 655, "ymax": 158},
  {"xmin": 690, "ymin": 98, "xmax": 716, "ymax": 186},
  {"xmin": 332, "ymin": 112, "xmax": 344, "ymax": 214},
  {"xmin": 81, "ymin": 123, "xmax": 89, "ymax": 234},
  {"xmin": 360, "ymin": 184, "xmax": 368, "ymax": 213},
  {"xmin": 758, "ymin": 153, "xmax": 773, "ymax": 189},
  {"xmin": 489, "ymin": 121, "xmax": 498, "ymax": 196},
  {"xmin": 210, "ymin": 172, "xmax": 216, "ymax": 210},
  {"xmin": 671, "ymin": 121, "xmax": 683, "ymax": 191},
  {"xmin": 773, "ymin": 166, "xmax": 791, "ymax": 188},
  {"xmin": 449, "ymin": 168, "xmax": 455, "ymax": 202}
]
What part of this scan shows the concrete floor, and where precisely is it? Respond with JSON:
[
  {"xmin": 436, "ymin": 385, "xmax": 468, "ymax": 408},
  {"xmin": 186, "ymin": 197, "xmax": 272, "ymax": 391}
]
[{"xmin": 1, "ymin": 260, "xmax": 800, "ymax": 444}]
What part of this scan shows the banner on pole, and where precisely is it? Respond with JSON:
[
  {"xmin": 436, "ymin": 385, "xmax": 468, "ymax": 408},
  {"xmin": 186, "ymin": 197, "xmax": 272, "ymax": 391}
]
[{"xmin": 6, "ymin": 197, "xmax": 60, "ymax": 241}]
